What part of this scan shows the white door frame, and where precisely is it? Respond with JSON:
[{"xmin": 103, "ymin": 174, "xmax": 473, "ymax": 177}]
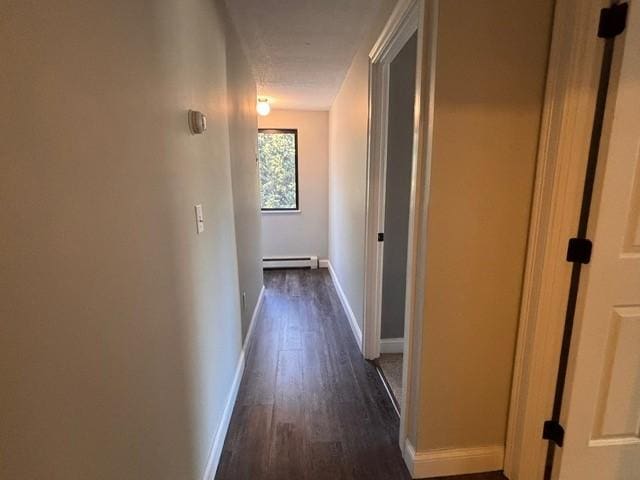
[
  {"xmin": 504, "ymin": 1, "xmax": 608, "ymax": 478},
  {"xmin": 363, "ymin": 0, "xmax": 439, "ymax": 455},
  {"xmin": 363, "ymin": 0, "xmax": 421, "ymax": 361},
  {"xmin": 365, "ymin": 0, "xmax": 613, "ymax": 476}
]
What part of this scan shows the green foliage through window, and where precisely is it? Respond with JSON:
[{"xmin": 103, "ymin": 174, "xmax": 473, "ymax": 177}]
[{"xmin": 258, "ymin": 130, "xmax": 298, "ymax": 210}]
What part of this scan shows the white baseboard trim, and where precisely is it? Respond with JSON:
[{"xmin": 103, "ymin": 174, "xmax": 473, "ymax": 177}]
[
  {"xmin": 202, "ymin": 348, "xmax": 245, "ymax": 480},
  {"xmin": 244, "ymin": 285, "xmax": 265, "ymax": 348},
  {"xmin": 319, "ymin": 259, "xmax": 329, "ymax": 268},
  {"xmin": 263, "ymin": 255, "xmax": 318, "ymax": 269},
  {"xmin": 202, "ymin": 285, "xmax": 265, "ymax": 479},
  {"xmin": 326, "ymin": 261, "xmax": 363, "ymax": 351},
  {"xmin": 380, "ymin": 337, "xmax": 404, "ymax": 353},
  {"xmin": 403, "ymin": 439, "xmax": 504, "ymax": 479}
]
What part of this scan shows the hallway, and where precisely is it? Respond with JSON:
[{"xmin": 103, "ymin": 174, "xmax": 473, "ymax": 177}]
[
  {"xmin": 215, "ymin": 269, "xmax": 506, "ymax": 480},
  {"xmin": 216, "ymin": 269, "xmax": 408, "ymax": 479}
]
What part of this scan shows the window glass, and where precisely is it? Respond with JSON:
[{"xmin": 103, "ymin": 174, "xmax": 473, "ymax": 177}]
[{"xmin": 258, "ymin": 129, "xmax": 299, "ymax": 210}]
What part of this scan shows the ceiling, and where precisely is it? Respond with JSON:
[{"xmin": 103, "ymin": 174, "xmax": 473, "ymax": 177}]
[{"xmin": 225, "ymin": 0, "xmax": 385, "ymax": 110}]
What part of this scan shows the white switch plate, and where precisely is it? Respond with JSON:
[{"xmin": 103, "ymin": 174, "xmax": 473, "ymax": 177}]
[{"xmin": 195, "ymin": 204, "xmax": 204, "ymax": 233}]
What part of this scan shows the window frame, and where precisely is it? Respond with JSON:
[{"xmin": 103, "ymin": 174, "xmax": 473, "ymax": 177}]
[{"xmin": 258, "ymin": 128, "xmax": 300, "ymax": 212}]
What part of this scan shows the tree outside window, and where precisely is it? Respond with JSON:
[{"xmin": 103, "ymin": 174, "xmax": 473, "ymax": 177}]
[{"xmin": 258, "ymin": 129, "xmax": 299, "ymax": 211}]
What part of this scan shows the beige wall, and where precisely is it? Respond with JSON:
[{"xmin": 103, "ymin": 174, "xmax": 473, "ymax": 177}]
[
  {"xmin": 415, "ymin": 0, "xmax": 554, "ymax": 451},
  {"xmin": 328, "ymin": 0, "xmax": 397, "ymax": 329},
  {"xmin": 259, "ymin": 110, "xmax": 329, "ymax": 259},
  {"xmin": 0, "ymin": 1, "xmax": 255, "ymax": 478},
  {"xmin": 223, "ymin": 7, "xmax": 264, "ymax": 339}
]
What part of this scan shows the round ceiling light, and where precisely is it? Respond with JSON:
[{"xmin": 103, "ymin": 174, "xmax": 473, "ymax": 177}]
[{"xmin": 256, "ymin": 98, "xmax": 271, "ymax": 116}]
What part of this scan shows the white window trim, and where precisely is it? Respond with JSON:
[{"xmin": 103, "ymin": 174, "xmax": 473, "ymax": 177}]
[{"xmin": 261, "ymin": 209, "xmax": 301, "ymax": 215}]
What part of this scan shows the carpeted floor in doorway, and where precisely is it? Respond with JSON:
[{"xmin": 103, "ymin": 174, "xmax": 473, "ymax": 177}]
[{"xmin": 378, "ymin": 353, "xmax": 403, "ymax": 409}]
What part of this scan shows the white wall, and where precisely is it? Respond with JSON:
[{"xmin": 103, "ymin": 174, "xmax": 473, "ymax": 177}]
[
  {"xmin": 328, "ymin": 0, "xmax": 397, "ymax": 330},
  {"xmin": 259, "ymin": 110, "xmax": 329, "ymax": 259},
  {"xmin": 0, "ymin": 1, "xmax": 255, "ymax": 478},
  {"xmin": 224, "ymin": 7, "xmax": 264, "ymax": 339}
]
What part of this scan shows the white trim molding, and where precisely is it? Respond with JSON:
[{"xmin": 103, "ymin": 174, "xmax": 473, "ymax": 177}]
[
  {"xmin": 380, "ymin": 337, "xmax": 405, "ymax": 353},
  {"xmin": 202, "ymin": 349, "xmax": 246, "ymax": 480},
  {"xmin": 244, "ymin": 285, "xmax": 265, "ymax": 347},
  {"xmin": 326, "ymin": 261, "xmax": 363, "ymax": 351},
  {"xmin": 202, "ymin": 284, "xmax": 265, "ymax": 480},
  {"xmin": 403, "ymin": 440, "xmax": 504, "ymax": 479},
  {"xmin": 364, "ymin": 0, "xmax": 438, "ymax": 466},
  {"xmin": 397, "ymin": 0, "xmax": 438, "ymax": 457},
  {"xmin": 370, "ymin": 0, "xmax": 420, "ymax": 62},
  {"xmin": 504, "ymin": 1, "xmax": 605, "ymax": 479},
  {"xmin": 260, "ymin": 209, "xmax": 301, "ymax": 215},
  {"xmin": 363, "ymin": 0, "xmax": 421, "ymax": 362}
]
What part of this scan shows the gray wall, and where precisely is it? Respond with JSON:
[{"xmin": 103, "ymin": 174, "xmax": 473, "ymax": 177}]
[
  {"xmin": 380, "ymin": 33, "xmax": 417, "ymax": 340},
  {"xmin": 224, "ymin": 9, "xmax": 264, "ymax": 339},
  {"xmin": 328, "ymin": 0, "xmax": 397, "ymax": 330},
  {"xmin": 414, "ymin": 0, "xmax": 554, "ymax": 452},
  {"xmin": 0, "ymin": 1, "xmax": 255, "ymax": 478}
]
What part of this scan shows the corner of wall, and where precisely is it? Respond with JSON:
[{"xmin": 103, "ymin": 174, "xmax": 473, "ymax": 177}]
[
  {"xmin": 403, "ymin": 439, "xmax": 505, "ymax": 479},
  {"xmin": 219, "ymin": 0, "xmax": 264, "ymax": 342}
]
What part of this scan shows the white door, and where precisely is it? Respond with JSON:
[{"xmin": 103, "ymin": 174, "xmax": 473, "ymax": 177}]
[{"xmin": 554, "ymin": 2, "xmax": 640, "ymax": 479}]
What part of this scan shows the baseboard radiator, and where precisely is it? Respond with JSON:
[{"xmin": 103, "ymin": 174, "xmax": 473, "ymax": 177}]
[{"xmin": 263, "ymin": 255, "xmax": 318, "ymax": 270}]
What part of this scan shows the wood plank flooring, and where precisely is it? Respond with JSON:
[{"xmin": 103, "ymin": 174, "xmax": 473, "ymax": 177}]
[{"xmin": 215, "ymin": 269, "xmax": 506, "ymax": 480}]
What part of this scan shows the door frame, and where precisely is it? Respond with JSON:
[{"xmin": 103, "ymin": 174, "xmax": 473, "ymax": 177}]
[
  {"xmin": 363, "ymin": 0, "xmax": 421, "ymax": 361},
  {"xmin": 363, "ymin": 0, "xmax": 439, "ymax": 455},
  {"xmin": 364, "ymin": 0, "xmax": 614, "ymax": 476},
  {"xmin": 504, "ymin": 0, "xmax": 608, "ymax": 478}
]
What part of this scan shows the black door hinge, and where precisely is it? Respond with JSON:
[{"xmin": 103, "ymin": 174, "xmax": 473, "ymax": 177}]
[
  {"xmin": 377, "ymin": 232, "xmax": 384, "ymax": 242},
  {"xmin": 566, "ymin": 238, "xmax": 592, "ymax": 264},
  {"xmin": 543, "ymin": 420, "xmax": 565, "ymax": 447},
  {"xmin": 598, "ymin": 3, "xmax": 628, "ymax": 38}
]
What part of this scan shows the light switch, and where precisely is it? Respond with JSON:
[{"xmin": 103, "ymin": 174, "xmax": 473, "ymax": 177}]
[{"xmin": 195, "ymin": 204, "xmax": 204, "ymax": 233}]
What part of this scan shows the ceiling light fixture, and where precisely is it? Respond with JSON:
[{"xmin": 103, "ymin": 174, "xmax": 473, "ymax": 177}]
[{"xmin": 256, "ymin": 98, "xmax": 271, "ymax": 116}]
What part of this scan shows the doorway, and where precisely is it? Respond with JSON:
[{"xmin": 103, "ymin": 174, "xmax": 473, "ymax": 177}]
[
  {"xmin": 376, "ymin": 32, "xmax": 418, "ymax": 413},
  {"xmin": 363, "ymin": 0, "xmax": 437, "ymax": 455}
]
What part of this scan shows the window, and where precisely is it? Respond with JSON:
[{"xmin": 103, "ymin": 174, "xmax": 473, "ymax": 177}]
[{"xmin": 258, "ymin": 129, "xmax": 299, "ymax": 211}]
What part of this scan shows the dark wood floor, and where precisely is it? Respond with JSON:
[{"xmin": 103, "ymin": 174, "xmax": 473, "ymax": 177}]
[{"xmin": 215, "ymin": 269, "xmax": 506, "ymax": 480}]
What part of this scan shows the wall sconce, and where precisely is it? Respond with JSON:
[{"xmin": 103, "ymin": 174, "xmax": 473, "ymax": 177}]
[
  {"xmin": 188, "ymin": 110, "xmax": 207, "ymax": 134},
  {"xmin": 256, "ymin": 98, "xmax": 271, "ymax": 117}
]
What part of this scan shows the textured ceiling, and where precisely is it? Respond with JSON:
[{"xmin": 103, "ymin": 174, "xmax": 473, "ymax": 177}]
[{"xmin": 225, "ymin": 0, "xmax": 385, "ymax": 110}]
